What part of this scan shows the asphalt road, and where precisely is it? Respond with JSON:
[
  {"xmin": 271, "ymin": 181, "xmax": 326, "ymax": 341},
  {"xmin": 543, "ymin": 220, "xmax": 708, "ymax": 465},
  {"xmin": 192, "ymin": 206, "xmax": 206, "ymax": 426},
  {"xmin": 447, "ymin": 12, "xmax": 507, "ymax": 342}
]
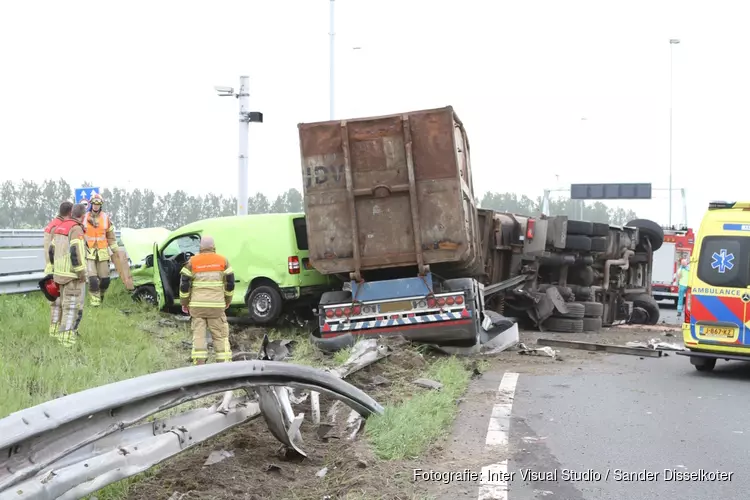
[
  {"xmin": 0, "ymin": 248, "xmax": 44, "ymax": 275},
  {"xmin": 507, "ymin": 353, "xmax": 747, "ymax": 500}
]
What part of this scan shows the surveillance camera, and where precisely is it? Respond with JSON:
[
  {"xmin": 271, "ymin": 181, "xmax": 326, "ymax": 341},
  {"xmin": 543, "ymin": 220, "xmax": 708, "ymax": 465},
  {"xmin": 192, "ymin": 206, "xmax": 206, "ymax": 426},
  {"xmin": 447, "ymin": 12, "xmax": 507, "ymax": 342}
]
[{"xmin": 214, "ymin": 86, "xmax": 234, "ymax": 94}]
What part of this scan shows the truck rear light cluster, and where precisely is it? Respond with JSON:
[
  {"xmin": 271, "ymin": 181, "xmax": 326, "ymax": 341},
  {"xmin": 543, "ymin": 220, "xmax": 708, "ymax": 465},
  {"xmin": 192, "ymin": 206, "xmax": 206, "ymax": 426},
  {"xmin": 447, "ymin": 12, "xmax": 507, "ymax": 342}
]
[
  {"xmin": 324, "ymin": 293, "xmax": 466, "ymax": 321},
  {"xmin": 288, "ymin": 256, "xmax": 300, "ymax": 274},
  {"xmin": 526, "ymin": 219, "xmax": 535, "ymax": 239}
]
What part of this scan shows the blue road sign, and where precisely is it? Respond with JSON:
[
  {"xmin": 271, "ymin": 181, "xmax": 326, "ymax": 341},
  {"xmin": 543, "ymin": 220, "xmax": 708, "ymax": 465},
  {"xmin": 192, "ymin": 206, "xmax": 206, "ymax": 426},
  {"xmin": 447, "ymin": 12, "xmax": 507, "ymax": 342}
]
[{"xmin": 75, "ymin": 187, "xmax": 100, "ymax": 204}]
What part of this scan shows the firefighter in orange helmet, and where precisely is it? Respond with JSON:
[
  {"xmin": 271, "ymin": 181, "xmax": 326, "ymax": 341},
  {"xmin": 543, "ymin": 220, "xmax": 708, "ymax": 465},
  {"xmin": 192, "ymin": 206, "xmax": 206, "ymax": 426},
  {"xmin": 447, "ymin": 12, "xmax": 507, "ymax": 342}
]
[
  {"xmin": 82, "ymin": 193, "xmax": 119, "ymax": 306},
  {"xmin": 179, "ymin": 236, "xmax": 235, "ymax": 365}
]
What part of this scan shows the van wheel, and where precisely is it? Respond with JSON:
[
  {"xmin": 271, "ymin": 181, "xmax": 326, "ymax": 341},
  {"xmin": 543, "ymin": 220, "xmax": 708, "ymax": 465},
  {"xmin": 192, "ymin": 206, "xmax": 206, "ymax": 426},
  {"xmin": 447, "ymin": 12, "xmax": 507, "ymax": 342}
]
[
  {"xmin": 692, "ymin": 357, "xmax": 716, "ymax": 372},
  {"xmin": 132, "ymin": 285, "xmax": 158, "ymax": 306},
  {"xmin": 247, "ymin": 285, "xmax": 283, "ymax": 324}
]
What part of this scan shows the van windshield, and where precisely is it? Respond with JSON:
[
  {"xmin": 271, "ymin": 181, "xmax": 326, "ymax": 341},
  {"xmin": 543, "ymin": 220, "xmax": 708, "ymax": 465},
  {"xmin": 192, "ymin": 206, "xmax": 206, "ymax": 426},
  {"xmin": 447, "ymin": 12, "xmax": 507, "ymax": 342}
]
[
  {"xmin": 697, "ymin": 235, "xmax": 750, "ymax": 288},
  {"xmin": 293, "ymin": 217, "xmax": 309, "ymax": 251}
]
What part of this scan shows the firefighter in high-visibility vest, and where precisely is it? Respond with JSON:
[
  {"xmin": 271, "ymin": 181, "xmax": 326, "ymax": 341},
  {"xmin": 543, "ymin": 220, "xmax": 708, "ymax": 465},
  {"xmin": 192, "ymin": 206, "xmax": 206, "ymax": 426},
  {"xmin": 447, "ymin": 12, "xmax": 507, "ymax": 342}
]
[
  {"xmin": 43, "ymin": 201, "xmax": 73, "ymax": 337},
  {"xmin": 49, "ymin": 203, "xmax": 88, "ymax": 347},
  {"xmin": 82, "ymin": 193, "xmax": 119, "ymax": 306},
  {"xmin": 179, "ymin": 236, "xmax": 235, "ymax": 364}
]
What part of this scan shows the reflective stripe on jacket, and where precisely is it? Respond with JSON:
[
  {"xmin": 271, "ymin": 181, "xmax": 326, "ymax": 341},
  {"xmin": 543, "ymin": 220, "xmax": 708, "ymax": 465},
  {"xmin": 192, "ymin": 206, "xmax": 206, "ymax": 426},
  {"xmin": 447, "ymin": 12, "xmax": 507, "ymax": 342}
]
[
  {"xmin": 83, "ymin": 212, "xmax": 118, "ymax": 261},
  {"xmin": 179, "ymin": 251, "xmax": 235, "ymax": 318},
  {"xmin": 51, "ymin": 219, "xmax": 86, "ymax": 285},
  {"xmin": 43, "ymin": 216, "xmax": 64, "ymax": 274}
]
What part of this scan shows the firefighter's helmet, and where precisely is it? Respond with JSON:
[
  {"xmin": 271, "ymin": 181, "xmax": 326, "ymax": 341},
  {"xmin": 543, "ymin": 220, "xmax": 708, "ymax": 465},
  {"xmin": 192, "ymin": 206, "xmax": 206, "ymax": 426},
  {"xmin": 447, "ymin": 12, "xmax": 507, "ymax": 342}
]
[
  {"xmin": 38, "ymin": 275, "xmax": 60, "ymax": 302},
  {"xmin": 90, "ymin": 193, "xmax": 104, "ymax": 206}
]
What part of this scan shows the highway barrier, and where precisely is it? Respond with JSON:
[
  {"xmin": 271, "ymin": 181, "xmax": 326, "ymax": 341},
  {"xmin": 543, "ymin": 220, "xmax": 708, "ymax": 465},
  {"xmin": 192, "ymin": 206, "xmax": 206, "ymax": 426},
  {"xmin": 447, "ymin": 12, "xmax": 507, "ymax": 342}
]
[{"xmin": 0, "ymin": 229, "xmax": 122, "ymax": 249}]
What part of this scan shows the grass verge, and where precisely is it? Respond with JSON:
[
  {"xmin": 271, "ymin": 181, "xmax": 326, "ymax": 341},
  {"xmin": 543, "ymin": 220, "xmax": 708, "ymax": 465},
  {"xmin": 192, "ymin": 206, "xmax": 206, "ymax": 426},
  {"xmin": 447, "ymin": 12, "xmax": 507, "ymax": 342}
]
[
  {"xmin": 365, "ymin": 355, "xmax": 473, "ymax": 460},
  {"xmin": 0, "ymin": 280, "xmax": 187, "ymax": 417}
]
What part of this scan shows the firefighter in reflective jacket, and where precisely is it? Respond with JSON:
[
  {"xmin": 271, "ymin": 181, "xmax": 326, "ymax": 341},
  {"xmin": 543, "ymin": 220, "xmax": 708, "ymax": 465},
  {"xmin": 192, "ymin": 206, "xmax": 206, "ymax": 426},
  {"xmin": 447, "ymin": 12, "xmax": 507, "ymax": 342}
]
[
  {"xmin": 82, "ymin": 193, "xmax": 119, "ymax": 306},
  {"xmin": 43, "ymin": 201, "xmax": 73, "ymax": 337},
  {"xmin": 179, "ymin": 236, "xmax": 234, "ymax": 364},
  {"xmin": 49, "ymin": 203, "xmax": 88, "ymax": 347}
]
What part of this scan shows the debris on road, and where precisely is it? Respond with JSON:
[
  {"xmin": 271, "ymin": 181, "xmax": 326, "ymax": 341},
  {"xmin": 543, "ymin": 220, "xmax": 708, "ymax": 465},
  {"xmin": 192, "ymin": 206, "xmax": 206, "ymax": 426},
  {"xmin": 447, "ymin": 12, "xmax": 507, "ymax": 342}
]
[
  {"xmin": 537, "ymin": 338, "xmax": 664, "ymax": 358},
  {"xmin": 625, "ymin": 338, "xmax": 684, "ymax": 351},
  {"xmin": 203, "ymin": 449, "xmax": 234, "ymax": 466},
  {"xmin": 518, "ymin": 343, "xmax": 557, "ymax": 359},
  {"xmin": 413, "ymin": 378, "xmax": 443, "ymax": 390}
]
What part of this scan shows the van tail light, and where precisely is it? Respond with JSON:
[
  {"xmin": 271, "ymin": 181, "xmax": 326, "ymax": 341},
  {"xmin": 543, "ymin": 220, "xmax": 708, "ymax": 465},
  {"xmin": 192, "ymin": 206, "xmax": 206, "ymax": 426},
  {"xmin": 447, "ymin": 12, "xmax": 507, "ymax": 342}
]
[
  {"xmin": 288, "ymin": 256, "xmax": 300, "ymax": 274},
  {"xmin": 684, "ymin": 286, "xmax": 692, "ymax": 324}
]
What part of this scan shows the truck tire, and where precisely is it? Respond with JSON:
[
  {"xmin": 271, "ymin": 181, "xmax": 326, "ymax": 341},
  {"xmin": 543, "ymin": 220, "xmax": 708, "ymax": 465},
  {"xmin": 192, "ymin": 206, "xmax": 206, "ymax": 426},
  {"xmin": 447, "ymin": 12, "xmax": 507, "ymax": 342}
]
[
  {"xmin": 565, "ymin": 235, "xmax": 592, "ymax": 251},
  {"xmin": 578, "ymin": 301, "xmax": 603, "ymax": 318},
  {"xmin": 247, "ymin": 285, "xmax": 283, "ymax": 324},
  {"xmin": 567, "ymin": 220, "xmax": 594, "ymax": 236},
  {"xmin": 582, "ymin": 316, "xmax": 603, "ymax": 332},
  {"xmin": 570, "ymin": 285, "xmax": 593, "ymax": 301},
  {"xmin": 543, "ymin": 317, "xmax": 584, "ymax": 333},
  {"xmin": 570, "ymin": 266, "xmax": 595, "ymax": 287},
  {"xmin": 590, "ymin": 236, "xmax": 607, "ymax": 252},
  {"xmin": 627, "ymin": 293, "xmax": 660, "ymax": 325},
  {"xmin": 591, "ymin": 222, "xmax": 609, "ymax": 236},
  {"xmin": 319, "ymin": 290, "xmax": 352, "ymax": 305},
  {"xmin": 626, "ymin": 219, "xmax": 664, "ymax": 252},
  {"xmin": 554, "ymin": 302, "xmax": 585, "ymax": 319}
]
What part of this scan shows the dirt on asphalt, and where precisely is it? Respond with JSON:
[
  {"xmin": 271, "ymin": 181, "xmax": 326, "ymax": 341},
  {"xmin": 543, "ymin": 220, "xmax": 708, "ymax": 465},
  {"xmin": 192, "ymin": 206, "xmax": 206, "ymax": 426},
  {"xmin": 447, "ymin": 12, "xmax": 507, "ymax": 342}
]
[{"xmin": 125, "ymin": 324, "xmax": 683, "ymax": 500}]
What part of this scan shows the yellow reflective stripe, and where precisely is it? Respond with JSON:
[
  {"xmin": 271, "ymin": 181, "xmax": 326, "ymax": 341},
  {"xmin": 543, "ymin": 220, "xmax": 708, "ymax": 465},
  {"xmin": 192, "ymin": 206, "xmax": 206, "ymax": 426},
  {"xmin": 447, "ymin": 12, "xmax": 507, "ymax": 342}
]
[
  {"xmin": 224, "ymin": 267, "xmax": 234, "ymax": 275},
  {"xmin": 224, "ymin": 291, "xmax": 234, "ymax": 297},
  {"xmin": 44, "ymin": 263, "xmax": 53, "ymax": 274},
  {"xmin": 216, "ymin": 352, "xmax": 232, "ymax": 361},
  {"xmin": 188, "ymin": 301, "xmax": 225, "ymax": 308},
  {"xmin": 109, "ymin": 244, "xmax": 119, "ymax": 250},
  {"xmin": 192, "ymin": 281, "xmax": 223, "ymax": 288},
  {"xmin": 179, "ymin": 291, "xmax": 190, "ymax": 299},
  {"xmin": 180, "ymin": 267, "xmax": 193, "ymax": 276}
]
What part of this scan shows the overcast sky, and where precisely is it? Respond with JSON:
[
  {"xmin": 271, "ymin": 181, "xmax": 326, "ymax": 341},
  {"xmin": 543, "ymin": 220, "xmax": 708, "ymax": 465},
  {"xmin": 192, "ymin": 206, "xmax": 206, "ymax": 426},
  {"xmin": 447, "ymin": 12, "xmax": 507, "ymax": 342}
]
[{"xmin": 0, "ymin": 0, "xmax": 746, "ymax": 229}]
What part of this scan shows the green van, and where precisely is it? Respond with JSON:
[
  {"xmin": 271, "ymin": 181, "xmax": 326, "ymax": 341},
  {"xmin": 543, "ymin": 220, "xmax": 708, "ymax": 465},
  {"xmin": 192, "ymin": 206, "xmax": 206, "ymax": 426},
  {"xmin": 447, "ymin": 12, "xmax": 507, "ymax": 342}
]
[{"xmin": 127, "ymin": 213, "xmax": 337, "ymax": 324}]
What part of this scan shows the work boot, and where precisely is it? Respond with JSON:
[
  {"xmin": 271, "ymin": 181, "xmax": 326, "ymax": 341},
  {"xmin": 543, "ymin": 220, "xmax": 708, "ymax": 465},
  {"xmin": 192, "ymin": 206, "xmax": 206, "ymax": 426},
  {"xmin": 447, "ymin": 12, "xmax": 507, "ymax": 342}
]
[
  {"xmin": 48, "ymin": 323, "xmax": 59, "ymax": 338},
  {"xmin": 57, "ymin": 330, "xmax": 78, "ymax": 348}
]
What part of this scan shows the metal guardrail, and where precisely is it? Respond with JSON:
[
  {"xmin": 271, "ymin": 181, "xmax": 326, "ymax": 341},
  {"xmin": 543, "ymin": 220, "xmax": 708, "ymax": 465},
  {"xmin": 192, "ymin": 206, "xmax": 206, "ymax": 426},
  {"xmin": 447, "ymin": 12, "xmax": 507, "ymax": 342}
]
[
  {"xmin": 0, "ymin": 361, "xmax": 383, "ymax": 500},
  {"xmin": 0, "ymin": 229, "xmax": 122, "ymax": 249},
  {"xmin": 0, "ymin": 267, "xmax": 118, "ymax": 295}
]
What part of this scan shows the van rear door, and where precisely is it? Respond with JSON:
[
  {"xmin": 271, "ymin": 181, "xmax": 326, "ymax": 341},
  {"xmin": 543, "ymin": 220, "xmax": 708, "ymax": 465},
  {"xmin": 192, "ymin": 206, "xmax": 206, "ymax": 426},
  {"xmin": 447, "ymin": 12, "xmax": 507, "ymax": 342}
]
[{"xmin": 690, "ymin": 231, "xmax": 750, "ymax": 346}]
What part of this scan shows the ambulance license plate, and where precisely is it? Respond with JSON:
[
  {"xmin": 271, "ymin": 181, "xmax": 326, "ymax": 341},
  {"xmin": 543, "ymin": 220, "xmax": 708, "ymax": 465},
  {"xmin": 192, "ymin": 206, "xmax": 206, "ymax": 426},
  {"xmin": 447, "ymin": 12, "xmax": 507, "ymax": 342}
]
[{"xmin": 700, "ymin": 326, "xmax": 736, "ymax": 338}]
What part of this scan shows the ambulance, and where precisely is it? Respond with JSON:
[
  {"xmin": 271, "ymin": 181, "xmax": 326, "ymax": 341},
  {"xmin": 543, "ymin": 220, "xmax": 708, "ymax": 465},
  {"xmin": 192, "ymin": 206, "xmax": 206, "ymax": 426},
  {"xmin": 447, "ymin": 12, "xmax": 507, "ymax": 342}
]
[{"xmin": 677, "ymin": 201, "xmax": 750, "ymax": 372}]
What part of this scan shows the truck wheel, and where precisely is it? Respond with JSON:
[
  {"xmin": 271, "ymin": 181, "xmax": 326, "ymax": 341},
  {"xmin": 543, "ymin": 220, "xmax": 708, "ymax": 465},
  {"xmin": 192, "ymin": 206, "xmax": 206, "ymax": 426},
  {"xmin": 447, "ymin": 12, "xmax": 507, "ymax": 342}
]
[
  {"xmin": 132, "ymin": 285, "xmax": 158, "ymax": 306},
  {"xmin": 570, "ymin": 266, "xmax": 595, "ymax": 287},
  {"xmin": 565, "ymin": 235, "xmax": 592, "ymax": 251},
  {"xmin": 591, "ymin": 222, "xmax": 609, "ymax": 236},
  {"xmin": 567, "ymin": 220, "xmax": 594, "ymax": 236},
  {"xmin": 543, "ymin": 317, "xmax": 584, "ymax": 333},
  {"xmin": 579, "ymin": 301, "xmax": 603, "ymax": 318},
  {"xmin": 247, "ymin": 285, "xmax": 283, "ymax": 324},
  {"xmin": 692, "ymin": 357, "xmax": 717, "ymax": 372},
  {"xmin": 554, "ymin": 302, "xmax": 585, "ymax": 319},
  {"xmin": 582, "ymin": 316, "xmax": 602, "ymax": 332},
  {"xmin": 626, "ymin": 219, "xmax": 665, "ymax": 252},
  {"xmin": 590, "ymin": 236, "xmax": 607, "ymax": 252},
  {"xmin": 627, "ymin": 293, "xmax": 660, "ymax": 325}
]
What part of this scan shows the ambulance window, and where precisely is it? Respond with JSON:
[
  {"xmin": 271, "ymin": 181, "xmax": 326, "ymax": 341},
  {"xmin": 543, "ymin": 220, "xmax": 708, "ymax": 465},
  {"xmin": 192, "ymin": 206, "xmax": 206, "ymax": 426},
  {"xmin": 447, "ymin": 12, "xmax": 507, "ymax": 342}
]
[{"xmin": 697, "ymin": 236, "xmax": 749, "ymax": 288}]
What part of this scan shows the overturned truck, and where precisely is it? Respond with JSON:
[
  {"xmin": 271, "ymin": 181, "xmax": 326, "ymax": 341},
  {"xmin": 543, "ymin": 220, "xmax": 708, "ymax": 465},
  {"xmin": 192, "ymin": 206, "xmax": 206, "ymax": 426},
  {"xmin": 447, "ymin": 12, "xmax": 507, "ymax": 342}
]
[{"xmin": 297, "ymin": 106, "xmax": 662, "ymax": 345}]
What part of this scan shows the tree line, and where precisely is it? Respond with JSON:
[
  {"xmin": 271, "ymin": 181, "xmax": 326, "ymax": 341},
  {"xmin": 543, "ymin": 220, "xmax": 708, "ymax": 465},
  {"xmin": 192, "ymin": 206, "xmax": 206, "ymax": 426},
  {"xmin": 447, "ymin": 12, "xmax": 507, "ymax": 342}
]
[{"xmin": 0, "ymin": 179, "xmax": 638, "ymax": 230}]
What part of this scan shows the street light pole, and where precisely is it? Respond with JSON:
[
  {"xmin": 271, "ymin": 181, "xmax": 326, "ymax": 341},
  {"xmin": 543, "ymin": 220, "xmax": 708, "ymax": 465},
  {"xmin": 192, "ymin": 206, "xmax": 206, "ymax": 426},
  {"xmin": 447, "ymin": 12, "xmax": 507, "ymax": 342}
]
[
  {"xmin": 329, "ymin": 0, "xmax": 335, "ymax": 120},
  {"xmin": 669, "ymin": 38, "xmax": 680, "ymax": 228}
]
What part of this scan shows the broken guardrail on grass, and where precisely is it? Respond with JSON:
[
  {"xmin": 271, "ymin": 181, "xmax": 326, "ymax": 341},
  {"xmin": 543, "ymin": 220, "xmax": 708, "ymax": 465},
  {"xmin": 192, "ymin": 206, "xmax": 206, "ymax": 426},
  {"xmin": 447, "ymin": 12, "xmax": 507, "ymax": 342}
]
[{"xmin": 0, "ymin": 361, "xmax": 383, "ymax": 500}]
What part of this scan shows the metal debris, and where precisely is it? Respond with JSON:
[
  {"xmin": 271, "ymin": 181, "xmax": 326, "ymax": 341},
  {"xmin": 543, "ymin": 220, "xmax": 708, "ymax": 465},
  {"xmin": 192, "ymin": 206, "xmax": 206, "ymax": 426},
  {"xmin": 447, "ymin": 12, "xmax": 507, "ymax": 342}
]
[
  {"xmin": 518, "ymin": 343, "xmax": 557, "ymax": 359},
  {"xmin": 537, "ymin": 338, "xmax": 663, "ymax": 358},
  {"xmin": 625, "ymin": 338, "xmax": 684, "ymax": 351}
]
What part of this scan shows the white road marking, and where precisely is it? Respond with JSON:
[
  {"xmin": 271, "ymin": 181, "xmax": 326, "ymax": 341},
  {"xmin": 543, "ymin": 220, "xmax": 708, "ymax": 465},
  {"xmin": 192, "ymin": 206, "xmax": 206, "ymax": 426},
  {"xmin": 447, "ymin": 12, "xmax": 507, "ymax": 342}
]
[{"xmin": 478, "ymin": 372, "xmax": 519, "ymax": 500}]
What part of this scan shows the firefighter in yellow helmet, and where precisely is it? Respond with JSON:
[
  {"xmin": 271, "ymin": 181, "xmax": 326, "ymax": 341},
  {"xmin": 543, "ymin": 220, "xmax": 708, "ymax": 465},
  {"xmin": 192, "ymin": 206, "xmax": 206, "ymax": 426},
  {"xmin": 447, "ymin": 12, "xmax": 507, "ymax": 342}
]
[
  {"xmin": 49, "ymin": 203, "xmax": 88, "ymax": 347},
  {"xmin": 82, "ymin": 193, "xmax": 119, "ymax": 306},
  {"xmin": 179, "ymin": 236, "xmax": 235, "ymax": 364}
]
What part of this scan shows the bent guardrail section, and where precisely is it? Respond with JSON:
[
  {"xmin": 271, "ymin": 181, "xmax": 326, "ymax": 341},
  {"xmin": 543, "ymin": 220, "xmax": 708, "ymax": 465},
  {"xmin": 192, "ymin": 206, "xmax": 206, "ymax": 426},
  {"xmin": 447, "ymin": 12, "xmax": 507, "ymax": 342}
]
[{"xmin": 0, "ymin": 361, "xmax": 383, "ymax": 500}]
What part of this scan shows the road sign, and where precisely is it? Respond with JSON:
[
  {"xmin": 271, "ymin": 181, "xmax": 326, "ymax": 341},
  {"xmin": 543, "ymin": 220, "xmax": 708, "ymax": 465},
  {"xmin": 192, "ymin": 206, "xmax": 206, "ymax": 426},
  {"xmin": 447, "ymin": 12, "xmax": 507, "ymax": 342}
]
[
  {"xmin": 75, "ymin": 187, "xmax": 100, "ymax": 204},
  {"xmin": 570, "ymin": 183, "xmax": 652, "ymax": 200}
]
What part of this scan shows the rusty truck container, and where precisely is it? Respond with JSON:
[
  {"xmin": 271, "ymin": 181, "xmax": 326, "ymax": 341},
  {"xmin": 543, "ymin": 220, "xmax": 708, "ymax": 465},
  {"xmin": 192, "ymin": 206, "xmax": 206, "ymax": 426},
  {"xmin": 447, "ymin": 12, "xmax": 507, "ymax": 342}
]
[{"xmin": 298, "ymin": 106, "xmax": 483, "ymax": 280}]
